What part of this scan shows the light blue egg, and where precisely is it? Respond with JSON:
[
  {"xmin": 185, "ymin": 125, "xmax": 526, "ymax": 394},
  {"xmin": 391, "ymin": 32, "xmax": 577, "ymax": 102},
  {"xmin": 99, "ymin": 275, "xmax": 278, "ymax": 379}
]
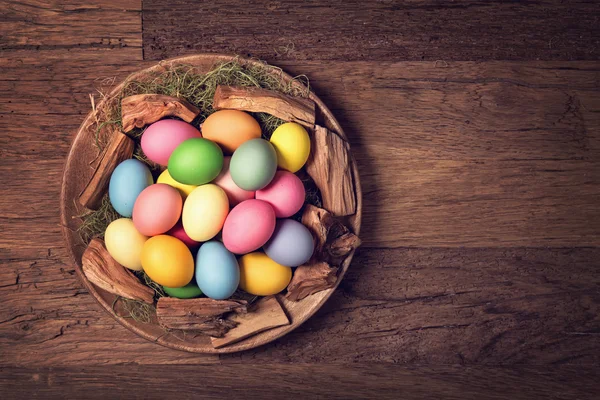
[
  {"xmin": 195, "ymin": 241, "xmax": 240, "ymax": 300},
  {"xmin": 263, "ymin": 219, "xmax": 314, "ymax": 267},
  {"xmin": 108, "ymin": 159, "xmax": 153, "ymax": 217}
]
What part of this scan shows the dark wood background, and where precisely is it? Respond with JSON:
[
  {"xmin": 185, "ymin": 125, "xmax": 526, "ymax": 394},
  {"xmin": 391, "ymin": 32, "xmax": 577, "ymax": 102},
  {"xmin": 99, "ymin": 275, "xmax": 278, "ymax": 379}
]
[{"xmin": 1, "ymin": 1, "xmax": 599, "ymax": 398}]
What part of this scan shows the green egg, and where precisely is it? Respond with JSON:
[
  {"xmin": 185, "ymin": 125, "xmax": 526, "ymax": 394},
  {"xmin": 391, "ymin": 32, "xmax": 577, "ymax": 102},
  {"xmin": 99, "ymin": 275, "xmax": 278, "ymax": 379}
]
[
  {"xmin": 163, "ymin": 282, "xmax": 203, "ymax": 299},
  {"xmin": 168, "ymin": 138, "xmax": 224, "ymax": 185},
  {"xmin": 230, "ymin": 138, "xmax": 277, "ymax": 191}
]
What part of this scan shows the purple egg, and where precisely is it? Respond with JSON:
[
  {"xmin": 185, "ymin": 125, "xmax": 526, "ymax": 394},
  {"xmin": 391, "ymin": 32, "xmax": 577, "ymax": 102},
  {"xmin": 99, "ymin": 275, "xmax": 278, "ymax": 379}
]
[{"xmin": 263, "ymin": 219, "xmax": 314, "ymax": 267}]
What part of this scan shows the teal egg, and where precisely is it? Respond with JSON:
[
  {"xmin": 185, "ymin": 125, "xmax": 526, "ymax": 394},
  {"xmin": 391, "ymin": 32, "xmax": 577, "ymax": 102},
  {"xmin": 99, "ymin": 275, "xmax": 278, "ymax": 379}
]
[
  {"xmin": 168, "ymin": 138, "xmax": 224, "ymax": 185},
  {"xmin": 230, "ymin": 139, "xmax": 277, "ymax": 191},
  {"xmin": 195, "ymin": 241, "xmax": 239, "ymax": 300},
  {"xmin": 109, "ymin": 159, "xmax": 153, "ymax": 217},
  {"xmin": 163, "ymin": 282, "xmax": 203, "ymax": 299}
]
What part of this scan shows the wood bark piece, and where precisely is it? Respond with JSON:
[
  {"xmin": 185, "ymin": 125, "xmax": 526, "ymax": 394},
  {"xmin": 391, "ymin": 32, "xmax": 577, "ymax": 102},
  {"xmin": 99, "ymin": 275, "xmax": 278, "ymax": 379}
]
[
  {"xmin": 211, "ymin": 296, "xmax": 290, "ymax": 348},
  {"xmin": 121, "ymin": 94, "xmax": 200, "ymax": 132},
  {"xmin": 212, "ymin": 85, "xmax": 316, "ymax": 127},
  {"xmin": 78, "ymin": 127, "xmax": 134, "ymax": 209},
  {"xmin": 305, "ymin": 125, "xmax": 356, "ymax": 216},
  {"xmin": 156, "ymin": 298, "xmax": 248, "ymax": 337},
  {"xmin": 286, "ymin": 262, "xmax": 339, "ymax": 302},
  {"xmin": 81, "ymin": 239, "xmax": 154, "ymax": 304},
  {"xmin": 302, "ymin": 204, "xmax": 336, "ymax": 256}
]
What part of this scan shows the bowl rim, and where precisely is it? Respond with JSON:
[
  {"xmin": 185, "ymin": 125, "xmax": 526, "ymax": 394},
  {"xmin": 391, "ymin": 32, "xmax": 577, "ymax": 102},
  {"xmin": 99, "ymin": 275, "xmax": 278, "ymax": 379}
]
[{"xmin": 60, "ymin": 53, "xmax": 362, "ymax": 353}]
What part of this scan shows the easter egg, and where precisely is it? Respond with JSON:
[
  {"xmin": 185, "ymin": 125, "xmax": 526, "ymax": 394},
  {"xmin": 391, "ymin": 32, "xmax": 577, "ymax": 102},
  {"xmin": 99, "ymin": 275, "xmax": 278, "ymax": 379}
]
[
  {"xmin": 270, "ymin": 122, "xmax": 310, "ymax": 173},
  {"xmin": 166, "ymin": 221, "xmax": 200, "ymax": 251},
  {"xmin": 263, "ymin": 219, "xmax": 314, "ymax": 267},
  {"xmin": 212, "ymin": 156, "xmax": 255, "ymax": 206},
  {"xmin": 104, "ymin": 218, "xmax": 148, "ymax": 271},
  {"xmin": 201, "ymin": 110, "xmax": 261, "ymax": 154},
  {"xmin": 229, "ymin": 139, "xmax": 277, "ymax": 191},
  {"xmin": 163, "ymin": 282, "xmax": 202, "ymax": 299},
  {"xmin": 195, "ymin": 241, "xmax": 240, "ymax": 300},
  {"xmin": 222, "ymin": 199, "xmax": 276, "ymax": 254},
  {"xmin": 141, "ymin": 235, "xmax": 194, "ymax": 287},
  {"xmin": 168, "ymin": 138, "xmax": 224, "ymax": 185},
  {"xmin": 157, "ymin": 169, "xmax": 197, "ymax": 200},
  {"xmin": 238, "ymin": 252, "xmax": 292, "ymax": 296},
  {"xmin": 182, "ymin": 184, "xmax": 229, "ymax": 241},
  {"xmin": 255, "ymin": 171, "xmax": 305, "ymax": 218},
  {"xmin": 141, "ymin": 119, "xmax": 202, "ymax": 166},
  {"xmin": 109, "ymin": 159, "xmax": 153, "ymax": 217},
  {"xmin": 132, "ymin": 184, "xmax": 182, "ymax": 236}
]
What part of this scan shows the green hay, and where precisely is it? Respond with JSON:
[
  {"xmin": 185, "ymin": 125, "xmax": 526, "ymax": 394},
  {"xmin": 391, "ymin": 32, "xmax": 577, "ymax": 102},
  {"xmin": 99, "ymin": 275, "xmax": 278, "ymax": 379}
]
[
  {"xmin": 76, "ymin": 195, "xmax": 119, "ymax": 243},
  {"xmin": 112, "ymin": 297, "xmax": 155, "ymax": 324}
]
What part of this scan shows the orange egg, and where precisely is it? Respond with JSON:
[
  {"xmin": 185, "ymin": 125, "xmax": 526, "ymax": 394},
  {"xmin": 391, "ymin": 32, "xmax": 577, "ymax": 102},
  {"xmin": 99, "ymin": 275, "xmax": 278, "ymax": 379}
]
[
  {"xmin": 141, "ymin": 235, "xmax": 194, "ymax": 287},
  {"xmin": 201, "ymin": 110, "xmax": 261, "ymax": 154}
]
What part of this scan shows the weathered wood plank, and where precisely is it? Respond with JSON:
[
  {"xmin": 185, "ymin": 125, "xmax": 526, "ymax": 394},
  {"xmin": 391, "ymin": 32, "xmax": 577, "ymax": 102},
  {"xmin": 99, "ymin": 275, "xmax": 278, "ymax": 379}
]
[
  {"xmin": 221, "ymin": 247, "xmax": 600, "ymax": 364},
  {"xmin": 1, "ymin": 365, "xmax": 599, "ymax": 399},
  {"xmin": 142, "ymin": 0, "xmax": 600, "ymax": 61}
]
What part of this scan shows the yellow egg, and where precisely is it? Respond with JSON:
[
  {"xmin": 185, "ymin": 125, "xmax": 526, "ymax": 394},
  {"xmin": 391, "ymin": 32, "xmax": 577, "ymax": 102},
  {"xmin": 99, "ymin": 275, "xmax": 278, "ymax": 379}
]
[
  {"xmin": 238, "ymin": 252, "xmax": 292, "ymax": 296},
  {"xmin": 105, "ymin": 218, "xmax": 148, "ymax": 271},
  {"xmin": 182, "ymin": 184, "xmax": 229, "ymax": 241},
  {"xmin": 157, "ymin": 169, "xmax": 197, "ymax": 200},
  {"xmin": 269, "ymin": 122, "xmax": 310, "ymax": 173},
  {"xmin": 141, "ymin": 235, "xmax": 194, "ymax": 287}
]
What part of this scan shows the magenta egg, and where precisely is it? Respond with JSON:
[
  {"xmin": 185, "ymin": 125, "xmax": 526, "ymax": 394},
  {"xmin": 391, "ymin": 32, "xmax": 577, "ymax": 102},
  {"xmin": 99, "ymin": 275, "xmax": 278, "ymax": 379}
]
[
  {"xmin": 222, "ymin": 199, "xmax": 276, "ymax": 254},
  {"xmin": 213, "ymin": 156, "xmax": 255, "ymax": 206},
  {"xmin": 255, "ymin": 171, "xmax": 305, "ymax": 218},
  {"xmin": 141, "ymin": 119, "xmax": 202, "ymax": 166},
  {"xmin": 132, "ymin": 184, "xmax": 182, "ymax": 236},
  {"xmin": 166, "ymin": 220, "xmax": 201, "ymax": 251}
]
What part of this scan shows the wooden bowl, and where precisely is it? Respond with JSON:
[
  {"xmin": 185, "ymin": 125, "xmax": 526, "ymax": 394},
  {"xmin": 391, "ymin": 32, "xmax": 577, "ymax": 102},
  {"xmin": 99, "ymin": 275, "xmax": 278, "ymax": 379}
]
[{"xmin": 60, "ymin": 54, "xmax": 362, "ymax": 353}]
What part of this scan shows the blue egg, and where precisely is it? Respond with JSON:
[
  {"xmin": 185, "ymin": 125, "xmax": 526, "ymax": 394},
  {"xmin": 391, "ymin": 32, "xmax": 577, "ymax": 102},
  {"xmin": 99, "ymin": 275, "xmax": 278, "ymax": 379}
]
[
  {"xmin": 109, "ymin": 159, "xmax": 153, "ymax": 217},
  {"xmin": 263, "ymin": 219, "xmax": 314, "ymax": 267},
  {"xmin": 195, "ymin": 241, "xmax": 240, "ymax": 300}
]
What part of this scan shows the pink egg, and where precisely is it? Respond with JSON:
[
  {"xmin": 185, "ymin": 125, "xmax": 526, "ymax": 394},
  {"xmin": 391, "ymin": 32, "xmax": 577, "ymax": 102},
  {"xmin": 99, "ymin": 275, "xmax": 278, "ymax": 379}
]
[
  {"xmin": 141, "ymin": 120, "xmax": 202, "ymax": 166},
  {"xmin": 167, "ymin": 220, "xmax": 201, "ymax": 250},
  {"xmin": 222, "ymin": 199, "xmax": 276, "ymax": 254},
  {"xmin": 133, "ymin": 184, "xmax": 182, "ymax": 236},
  {"xmin": 255, "ymin": 171, "xmax": 305, "ymax": 218},
  {"xmin": 213, "ymin": 157, "xmax": 255, "ymax": 206}
]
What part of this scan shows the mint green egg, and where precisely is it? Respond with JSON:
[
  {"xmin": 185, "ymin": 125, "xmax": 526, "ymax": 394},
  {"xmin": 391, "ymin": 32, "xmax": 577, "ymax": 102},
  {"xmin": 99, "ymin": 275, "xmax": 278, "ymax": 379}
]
[
  {"xmin": 163, "ymin": 282, "xmax": 203, "ymax": 299},
  {"xmin": 230, "ymin": 139, "xmax": 277, "ymax": 191},
  {"xmin": 168, "ymin": 138, "xmax": 224, "ymax": 185}
]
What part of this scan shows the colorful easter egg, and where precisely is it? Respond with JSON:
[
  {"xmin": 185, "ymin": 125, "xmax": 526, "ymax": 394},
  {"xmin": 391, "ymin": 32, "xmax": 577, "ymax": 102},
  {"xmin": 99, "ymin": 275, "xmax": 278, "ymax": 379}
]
[
  {"xmin": 255, "ymin": 171, "xmax": 305, "ymax": 218},
  {"xmin": 163, "ymin": 282, "xmax": 202, "ymax": 299},
  {"xmin": 166, "ymin": 220, "xmax": 200, "ymax": 251},
  {"xmin": 182, "ymin": 184, "xmax": 229, "ymax": 241},
  {"xmin": 229, "ymin": 139, "xmax": 277, "ymax": 191},
  {"xmin": 168, "ymin": 138, "xmax": 224, "ymax": 185},
  {"xmin": 141, "ymin": 119, "xmax": 202, "ymax": 166},
  {"xmin": 104, "ymin": 218, "xmax": 148, "ymax": 271},
  {"xmin": 270, "ymin": 122, "xmax": 310, "ymax": 173},
  {"xmin": 201, "ymin": 110, "xmax": 261, "ymax": 154},
  {"xmin": 141, "ymin": 235, "xmax": 194, "ymax": 287},
  {"xmin": 157, "ymin": 169, "xmax": 197, "ymax": 200},
  {"xmin": 132, "ymin": 184, "xmax": 182, "ymax": 236},
  {"xmin": 108, "ymin": 159, "xmax": 153, "ymax": 217},
  {"xmin": 195, "ymin": 241, "xmax": 240, "ymax": 300},
  {"xmin": 238, "ymin": 252, "xmax": 292, "ymax": 296},
  {"xmin": 263, "ymin": 219, "xmax": 314, "ymax": 267},
  {"xmin": 212, "ymin": 156, "xmax": 255, "ymax": 206},
  {"xmin": 222, "ymin": 199, "xmax": 276, "ymax": 254}
]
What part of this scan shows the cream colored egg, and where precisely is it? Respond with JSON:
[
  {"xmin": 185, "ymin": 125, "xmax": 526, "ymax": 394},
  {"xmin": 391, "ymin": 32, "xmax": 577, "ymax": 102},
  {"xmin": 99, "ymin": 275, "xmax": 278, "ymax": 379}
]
[
  {"xmin": 182, "ymin": 184, "xmax": 229, "ymax": 241},
  {"xmin": 105, "ymin": 218, "xmax": 148, "ymax": 271}
]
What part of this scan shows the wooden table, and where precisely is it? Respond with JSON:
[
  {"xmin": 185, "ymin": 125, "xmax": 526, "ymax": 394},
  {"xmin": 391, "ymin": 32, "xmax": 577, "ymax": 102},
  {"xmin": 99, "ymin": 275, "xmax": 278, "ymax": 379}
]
[{"xmin": 1, "ymin": 1, "xmax": 599, "ymax": 398}]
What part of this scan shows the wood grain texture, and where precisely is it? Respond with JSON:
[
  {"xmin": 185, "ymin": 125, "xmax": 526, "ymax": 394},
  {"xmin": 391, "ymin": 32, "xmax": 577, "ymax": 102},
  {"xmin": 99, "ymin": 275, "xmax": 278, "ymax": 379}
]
[
  {"xmin": 142, "ymin": 0, "xmax": 600, "ymax": 61},
  {"xmin": 1, "ymin": 365, "xmax": 599, "ymax": 400}
]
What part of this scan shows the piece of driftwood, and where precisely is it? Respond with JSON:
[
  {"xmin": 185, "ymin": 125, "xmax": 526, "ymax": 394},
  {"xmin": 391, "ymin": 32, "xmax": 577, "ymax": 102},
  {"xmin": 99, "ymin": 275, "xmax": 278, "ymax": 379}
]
[
  {"xmin": 286, "ymin": 262, "xmax": 339, "ymax": 302},
  {"xmin": 305, "ymin": 125, "xmax": 357, "ymax": 216},
  {"xmin": 81, "ymin": 239, "xmax": 154, "ymax": 304},
  {"xmin": 211, "ymin": 296, "xmax": 290, "ymax": 348},
  {"xmin": 156, "ymin": 297, "xmax": 248, "ymax": 337},
  {"xmin": 212, "ymin": 85, "xmax": 316, "ymax": 127},
  {"xmin": 78, "ymin": 127, "xmax": 134, "ymax": 209},
  {"xmin": 302, "ymin": 204, "xmax": 336, "ymax": 256},
  {"xmin": 121, "ymin": 94, "xmax": 200, "ymax": 132}
]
